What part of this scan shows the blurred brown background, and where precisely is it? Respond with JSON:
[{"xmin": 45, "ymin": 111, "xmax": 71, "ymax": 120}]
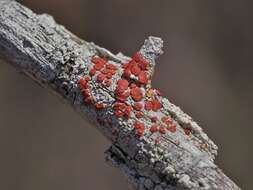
[{"xmin": 0, "ymin": 0, "xmax": 252, "ymax": 189}]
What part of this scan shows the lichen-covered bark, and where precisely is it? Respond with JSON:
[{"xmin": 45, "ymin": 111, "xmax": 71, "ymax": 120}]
[{"xmin": 0, "ymin": 1, "xmax": 241, "ymax": 190}]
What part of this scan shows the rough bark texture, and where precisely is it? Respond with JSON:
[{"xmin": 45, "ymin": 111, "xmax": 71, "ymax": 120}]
[{"xmin": 0, "ymin": 1, "xmax": 241, "ymax": 190}]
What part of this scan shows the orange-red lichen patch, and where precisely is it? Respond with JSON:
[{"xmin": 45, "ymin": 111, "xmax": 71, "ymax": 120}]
[
  {"xmin": 116, "ymin": 90, "xmax": 130, "ymax": 102},
  {"xmin": 78, "ymin": 51, "xmax": 173, "ymax": 141},
  {"xmin": 104, "ymin": 79, "xmax": 112, "ymax": 87},
  {"xmin": 155, "ymin": 138, "xmax": 160, "ymax": 145},
  {"xmin": 184, "ymin": 128, "xmax": 191, "ymax": 136},
  {"xmin": 113, "ymin": 103, "xmax": 125, "ymax": 117},
  {"xmin": 130, "ymin": 87, "xmax": 143, "ymax": 102},
  {"xmin": 144, "ymin": 101, "xmax": 153, "ymax": 111},
  {"xmin": 138, "ymin": 71, "xmax": 148, "ymax": 85},
  {"xmin": 97, "ymin": 73, "xmax": 106, "ymax": 82},
  {"xmin": 130, "ymin": 83, "xmax": 137, "ymax": 89},
  {"xmin": 133, "ymin": 52, "xmax": 148, "ymax": 70},
  {"xmin": 135, "ymin": 111, "xmax": 143, "ymax": 118},
  {"xmin": 106, "ymin": 63, "xmax": 117, "ymax": 70},
  {"xmin": 167, "ymin": 123, "xmax": 177, "ymax": 133},
  {"xmin": 151, "ymin": 116, "xmax": 158, "ymax": 123},
  {"xmin": 106, "ymin": 73, "xmax": 113, "ymax": 79},
  {"xmin": 84, "ymin": 76, "xmax": 91, "ymax": 81},
  {"xmin": 95, "ymin": 103, "xmax": 105, "ymax": 110},
  {"xmin": 114, "ymin": 110, "xmax": 124, "ymax": 118},
  {"xmin": 117, "ymin": 79, "xmax": 129, "ymax": 88},
  {"xmin": 89, "ymin": 68, "xmax": 96, "ymax": 76},
  {"xmin": 92, "ymin": 56, "xmax": 106, "ymax": 70},
  {"xmin": 133, "ymin": 102, "xmax": 143, "ymax": 111},
  {"xmin": 133, "ymin": 121, "xmax": 144, "ymax": 129},
  {"xmin": 133, "ymin": 121, "xmax": 145, "ymax": 137},
  {"xmin": 108, "ymin": 69, "xmax": 116, "ymax": 75},
  {"xmin": 123, "ymin": 68, "xmax": 131, "ymax": 78},
  {"xmin": 84, "ymin": 96, "xmax": 93, "ymax": 104},
  {"xmin": 151, "ymin": 100, "xmax": 162, "ymax": 111},
  {"xmin": 114, "ymin": 102, "xmax": 126, "ymax": 110},
  {"xmin": 101, "ymin": 68, "xmax": 109, "ymax": 74},
  {"xmin": 81, "ymin": 89, "xmax": 90, "ymax": 98},
  {"xmin": 149, "ymin": 125, "xmax": 158, "ymax": 133},
  {"xmin": 115, "ymin": 79, "xmax": 129, "ymax": 94},
  {"xmin": 161, "ymin": 116, "xmax": 173, "ymax": 125},
  {"xmin": 131, "ymin": 65, "xmax": 141, "ymax": 76},
  {"xmin": 124, "ymin": 105, "xmax": 132, "ymax": 118},
  {"xmin": 113, "ymin": 102, "xmax": 132, "ymax": 119},
  {"xmin": 79, "ymin": 77, "xmax": 88, "ymax": 89},
  {"xmin": 159, "ymin": 127, "xmax": 166, "ymax": 134}
]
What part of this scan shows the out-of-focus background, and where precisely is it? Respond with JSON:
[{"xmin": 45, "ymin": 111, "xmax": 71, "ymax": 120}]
[{"xmin": 0, "ymin": 0, "xmax": 252, "ymax": 189}]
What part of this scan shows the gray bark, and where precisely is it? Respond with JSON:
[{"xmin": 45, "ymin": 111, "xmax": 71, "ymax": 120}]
[{"xmin": 0, "ymin": 1, "xmax": 241, "ymax": 190}]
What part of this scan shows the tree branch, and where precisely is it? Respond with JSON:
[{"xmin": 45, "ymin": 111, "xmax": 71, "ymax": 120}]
[{"xmin": 0, "ymin": 1, "xmax": 240, "ymax": 190}]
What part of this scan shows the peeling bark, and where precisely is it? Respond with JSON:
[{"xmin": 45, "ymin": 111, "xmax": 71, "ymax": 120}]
[{"xmin": 0, "ymin": 1, "xmax": 241, "ymax": 190}]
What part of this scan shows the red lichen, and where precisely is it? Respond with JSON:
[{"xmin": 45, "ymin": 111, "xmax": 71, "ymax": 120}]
[
  {"xmin": 101, "ymin": 68, "xmax": 109, "ymax": 74},
  {"xmin": 131, "ymin": 65, "xmax": 141, "ymax": 76},
  {"xmin": 144, "ymin": 101, "xmax": 153, "ymax": 111},
  {"xmin": 114, "ymin": 102, "xmax": 126, "ymax": 110},
  {"xmin": 133, "ymin": 102, "xmax": 143, "ymax": 111},
  {"xmin": 97, "ymin": 73, "xmax": 106, "ymax": 82},
  {"xmin": 130, "ymin": 87, "xmax": 143, "ymax": 102},
  {"xmin": 84, "ymin": 96, "xmax": 93, "ymax": 104},
  {"xmin": 95, "ymin": 103, "xmax": 105, "ymax": 109},
  {"xmin": 184, "ymin": 128, "xmax": 191, "ymax": 136},
  {"xmin": 82, "ymin": 89, "xmax": 90, "ymax": 98},
  {"xmin": 151, "ymin": 116, "xmax": 158, "ymax": 123},
  {"xmin": 106, "ymin": 73, "xmax": 113, "ymax": 79},
  {"xmin": 133, "ymin": 52, "xmax": 148, "ymax": 70},
  {"xmin": 139, "ymin": 61, "xmax": 148, "ymax": 71},
  {"xmin": 106, "ymin": 63, "xmax": 117, "ymax": 70},
  {"xmin": 124, "ymin": 105, "xmax": 132, "ymax": 118},
  {"xmin": 161, "ymin": 116, "xmax": 173, "ymax": 125},
  {"xmin": 133, "ymin": 121, "xmax": 143, "ymax": 129},
  {"xmin": 155, "ymin": 138, "xmax": 160, "ymax": 145},
  {"xmin": 92, "ymin": 56, "xmax": 106, "ymax": 70},
  {"xmin": 116, "ymin": 91, "xmax": 130, "ymax": 102},
  {"xmin": 149, "ymin": 125, "xmax": 158, "ymax": 133},
  {"xmin": 114, "ymin": 110, "xmax": 124, "ymax": 118},
  {"xmin": 123, "ymin": 68, "xmax": 131, "ymax": 78},
  {"xmin": 89, "ymin": 68, "xmax": 96, "ymax": 76},
  {"xmin": 133, "ymin": 121, "xmax": 145, "ymax": 137},
  {"xmin": 167, "ymin": 123, "xmax": 177, "ymax": 133},
  {"xmin": 84, "ymin": 76, "xmax": 91, "ymax": 81},
  {"xmin": 104, "ymin": 79, "xmax": 112, "ymax": 87},
  {"xmin": 136, "ymin": 129, "xmax": 144, "ymax": 138},
  {"xmin": 108, "ymin": 69, "xmax": 116, "ymax": 75},
  {"xmin": 135, "ymin": 111, "xmax": 143, "ymax": 118},
  {"xmin": 138, "ymin": 71, "xmax": 148, "ymax": 85},
  {"xmin": 151, "ymin": 100, "xmax": 162, "ymax": 111},
  {"xmin": 159, "ymin": 127, "xmax": 166, "ymax": 134},
  {"xmin": 115, "ymin": 79, "xmax": 129, "ymax": 94},
  {"xmin": 117, "ymin": 79, "xmax": 129, "ymax": 88},
  {"xmin": 113, "ymin": 102, "xmax": 131, "ymax": 118},
  {"xmin": 79, "ymin": 77, "xmax": 87, "ymax": 89},
  {"xmin": 130, "ymin": 83, "xmax": 137, "ymax": 89}
]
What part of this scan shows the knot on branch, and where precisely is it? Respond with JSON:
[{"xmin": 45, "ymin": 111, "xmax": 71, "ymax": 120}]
[{"xmin": 140, "ymin": 36, "xmax": 164, "ymax": 64}]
